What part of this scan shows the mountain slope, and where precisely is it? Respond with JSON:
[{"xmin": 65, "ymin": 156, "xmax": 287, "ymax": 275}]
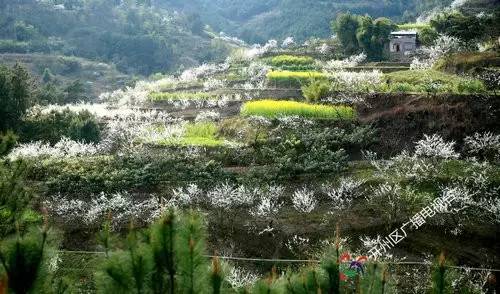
[
  {"xmin": 158, "ymin": 0, "xmax": 456, "ymax": 43},
  {"xmin": 0, "ymin": 1, "xmax": 230, "ymax": 75}
]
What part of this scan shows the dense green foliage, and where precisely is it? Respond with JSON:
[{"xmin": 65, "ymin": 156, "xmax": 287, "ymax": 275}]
[
  {"xmin": 0, "ymin": 1, "xmax": 229, "ymax": 75},
  {"xmin": 332, "ymin": 13, "xmax": 361, "ymax": 56},
  {"xmin": 0, "ymin": 131, "xmax": 17, "ymax": 157},
  {"xmin": 0, "ymin": 64, "xmax": 32, "ymax": 132},
  {"xmin": 20, "ymin": 109, "xmax": 101, "ymax": 144},
  {"xmin": 332, "ymin": 14, "xmax": 396, "ymax": 60},
  {"xmin": 430, "ymin": 10, "xmax": 499, "ymax": 43},
  {"xmin": 301, "ymin": 79, "xmax": 331, "ymax": 102}
]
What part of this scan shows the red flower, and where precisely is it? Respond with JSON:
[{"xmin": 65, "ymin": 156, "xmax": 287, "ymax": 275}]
[
  {"xmin": 340, "ymin": 252, "xmax": 351, "ymax": 262},
  {"xmin": 356, "ymin": 255, "xmax": 368, "ymax": 263},
  {"xmin": 339, "ymin": 272, "xmax": 347, "ymax": 281}
]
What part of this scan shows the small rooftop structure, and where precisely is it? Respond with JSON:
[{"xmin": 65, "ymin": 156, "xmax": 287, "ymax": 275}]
[{"xmin": 389, "ymin": 30, "xmax": 418, "ymax": 62}]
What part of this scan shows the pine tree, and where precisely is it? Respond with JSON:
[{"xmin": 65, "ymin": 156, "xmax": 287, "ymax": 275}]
[
  {"xmin": 150, "ymin": 209, "xmax": 177, "ymax": 294},
  {"xmin": 41, "ymin": 68, "xmax": 54, "ymax": 84},
  {"xmin": 210, "ymin": 256, "xmax": 224, "ymax": 294},
  {"xmin": 0, "ymin": 131, "xmax": 17, "ymax": 157},
  {"xmin": 0, "ymin": 224, "xmax": 49, "ymax": 293},
  {"xmin": 176, "ymin": 212, "xmax": 208, "ymax": 294},
  {"xmin": 431, "ymin": 252, "xmax": 448, "ymax": 294}
]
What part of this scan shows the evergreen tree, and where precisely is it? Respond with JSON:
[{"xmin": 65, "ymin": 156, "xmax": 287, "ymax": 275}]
[
  {"xmin": 41, "ymin": 68, "xmax": 54, "ymax": 84},
  {"xmin": 332, "ymin": 13, "xmax": 361, "ymax": 55},
  {"xmin": 176, "ymin": 212, "xmax": 208, "ymax": 294},
  {"xmin": 0, "ymin": 131, "xmax": 18, "ymax": 157},
  {"xmin": 150, "ymin": 210, "xmax": 177, "ymax": 294},
  {"xmin": 0, "ymin": 64, "xmax": 33, "ymax": 132}
]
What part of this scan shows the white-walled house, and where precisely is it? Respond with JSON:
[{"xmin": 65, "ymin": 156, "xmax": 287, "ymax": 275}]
[{"xmin": 389, "ymin": 31, "xmax": 419, "ymax": 61}]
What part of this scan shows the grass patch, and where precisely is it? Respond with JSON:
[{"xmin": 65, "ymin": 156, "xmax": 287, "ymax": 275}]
[
  {"xmin": 267, "ymin": 70, "xmax": 327, "ymax": 87},
  {"xmin": 160, "ymin": 122, "xmax": 226, "ymax": 147},
  {"xmin": 268, "ymin": 55, "xmax": 316, "ymax": 71},
  {"xmin": 434, "ymin": 52, "xmax": 500, "ymax": 73},
  {"xmin": 241, "ymin": 99, "xmax": 356, "ymax": 120},
  {"xmin": 383, "ymin": 70, "xmax": 486, "ymax": 94},
  {"xmin": 149, "ymin": 91, "xmax": 219, "ymax": 101}
]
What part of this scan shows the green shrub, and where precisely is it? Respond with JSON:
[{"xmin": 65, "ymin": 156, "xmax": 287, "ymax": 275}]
[
  {"xmin": 301, "ymin": 79, "xmax": 331, "ymax": 102},
  {"xmin": 455, "ymin": 79, "xmax": 486, "ymax": 94},
  {"xmin": 0, "ymin": 40, "xmax": 29, "ymax": 53},
  {"xmin": 24, "ymin": 154, "xmax": 229, "ymax": 195},
  {"xmin": 0, "ymin": 131, "xmax": 18, "ymax": 156},
  {"xmin": 388, "ymin": 82, "xmax": 415, "ymax": 93},
  {"xmin": 241, "ymin": 100, "xmax": 356, "ymax": 120},
  {"xmin": 267, "ymin": 71, "xmax": 327, "ymax": 87},
  {"xmin": 21, "ymin": 109, "xmax": 101, "ymax": 144}
]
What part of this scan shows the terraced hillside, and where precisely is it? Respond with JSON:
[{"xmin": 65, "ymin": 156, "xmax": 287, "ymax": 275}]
[{"xmin": 3, "ymin": 44, "xmax": 499, "ymax": 292}]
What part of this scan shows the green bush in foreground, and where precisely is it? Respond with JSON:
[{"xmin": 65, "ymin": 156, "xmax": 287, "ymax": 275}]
[{"xmin": 241, "ymin": 100, "xmax": 356, "ymax": 120}]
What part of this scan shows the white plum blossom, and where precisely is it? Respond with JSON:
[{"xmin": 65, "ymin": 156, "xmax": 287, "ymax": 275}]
[
  {"xmin": 317, "ymin": 43, "xmax": 330, "ymax": 55},
  {"xmin": 323, "ymin": 53, "xmax": 367, "ymax": 70},
  {"xmin": 8, "ymin": 137, "xmax": 98, "ymax": 160},
  {"xmin": 217, "ymin": 32, "xmax": 247, "ymax": 47},
  {"xmin": 241, "ymin": 62, "xmax": 270, "ymax": 85},
  {"xmin": 44, "ymin": 192, "xmax": 165, "ymax": 227},
  {"xmin": 226, "ymin": 267, "xmax": 259, "ymax": 289},
  {"xmin": 207, "ymin": 182, "xmax": 255, "ymax": 209},
  {"xmin": 203, "ymin": 78, "xmax": 226, "ymax": 91},
  {"xmin": 180, "ymin": 63, "xmax": 230, "ymax": 82},
  {"xmin": 251, "ymin": 186, "xmax": 284, "ymax": 218},
  {"xmin": 195, "ymin": 111, "xmax": 221, "ymax": 122},
  {"xmin": 410, "ymin": 35, "xmax": 461, "ymax": 70},
  {"xmin": 292, "ymin": 187, "xmax": 317, "ymax": 213},
  {"xmin": 28, "ymin": 103, "xmax": 175, "ymax": 123},
  {"xmin": 415, "ymin": 134, "xmax": 459, "ymax": 159},
  {"xmin": 281, "ymin": 37, "xmax": 295, "ymax": 48},
  {"xmin": 285, "ymin": 235, "xmax": 310, "ymax": 254},
  {"xmin": 359, "ymin": 235, "xmax": 382, "ymax": 251},
  {"xmin": 464, "ymin": 132, "xmax": 500, "ymax": 157},
  {"xmin": 329, "ymin": 70, "xmax": 382, "ymax": 92},
  {"xmin": 477, "ymin": 197, "xmax": 500, "ymax": 224},
  {"xmin": 170, "ymin": 184, "xmax": 204, "ymax": 207},
  {"xmin": 322, "ymin": 177, "xmax": 364, "ymax": 209},
  {"xmin": 244, "ymin": 40, "xmax": 278, "ymax": 59}
]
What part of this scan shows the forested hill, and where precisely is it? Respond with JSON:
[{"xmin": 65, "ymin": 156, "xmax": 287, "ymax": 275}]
[
  {"xmin": 0, "ymin": 0, "xmax": 231, "ymax": 75},
  {"xmin": 158, "ymin": 0, "xmax": 455, "ymax": 43}
]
